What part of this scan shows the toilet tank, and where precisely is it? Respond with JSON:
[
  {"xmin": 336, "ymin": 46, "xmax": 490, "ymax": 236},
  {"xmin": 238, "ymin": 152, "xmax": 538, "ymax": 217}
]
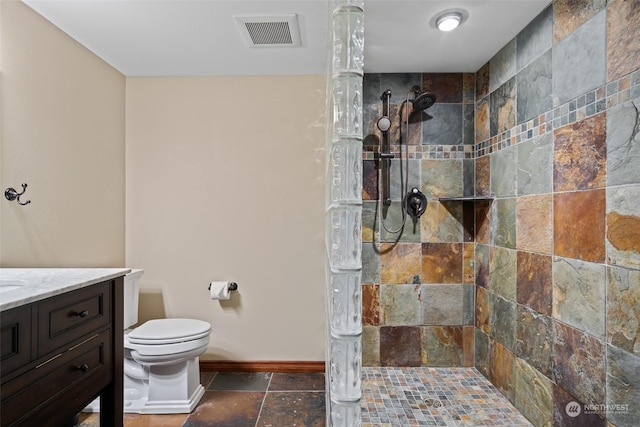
[{"xmin": 123, "ymin": 269, "xmax": 144, "ymax": 329}]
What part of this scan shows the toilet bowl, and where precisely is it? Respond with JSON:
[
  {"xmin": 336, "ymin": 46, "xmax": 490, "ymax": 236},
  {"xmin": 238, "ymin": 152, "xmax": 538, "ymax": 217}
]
[
  {"xmin": 84, "ymin": 269, "xmax": 212, "ymax": 414},
  {"xmin": 123, "ymin": 317, "xmax": 211, "ymax": 413}
]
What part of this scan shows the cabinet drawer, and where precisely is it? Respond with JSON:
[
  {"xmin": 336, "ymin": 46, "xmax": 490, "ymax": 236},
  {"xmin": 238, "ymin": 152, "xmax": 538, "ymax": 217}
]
[
  {"xmin": 1, "ymin": 329, "xmax": 112, "ymax": 427},
  {"xmin": 0, "ymin": 306, "xmax": 33, "ymax": 379},
  {"xmin": 38, "ymin": 281, "xmax": 111, "ymax": 356}
]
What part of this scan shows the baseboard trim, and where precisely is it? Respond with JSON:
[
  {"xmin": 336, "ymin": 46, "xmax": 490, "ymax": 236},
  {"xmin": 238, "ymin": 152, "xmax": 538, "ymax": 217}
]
[{"xmin": 200, "ymin": 360, "xmax": 325, "ymax": 373}]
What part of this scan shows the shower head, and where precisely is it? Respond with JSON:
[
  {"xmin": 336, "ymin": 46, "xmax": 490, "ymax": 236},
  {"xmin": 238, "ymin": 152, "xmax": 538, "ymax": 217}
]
[{"xmin": 409, "ymin": 86, "xmax": 436, "ymax": 111}]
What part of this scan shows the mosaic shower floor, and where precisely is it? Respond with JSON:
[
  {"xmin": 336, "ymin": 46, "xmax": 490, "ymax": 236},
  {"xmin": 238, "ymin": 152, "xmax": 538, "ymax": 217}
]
[{"xmin": 361, "ymin": 367, "xmax": 532, "ymax": 426}]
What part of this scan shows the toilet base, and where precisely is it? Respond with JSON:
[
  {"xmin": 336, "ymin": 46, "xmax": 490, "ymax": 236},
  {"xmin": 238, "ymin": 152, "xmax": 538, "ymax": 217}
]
[{"xmin": 124, "ymin": 384, "xmax": 205, "ymax": 414}]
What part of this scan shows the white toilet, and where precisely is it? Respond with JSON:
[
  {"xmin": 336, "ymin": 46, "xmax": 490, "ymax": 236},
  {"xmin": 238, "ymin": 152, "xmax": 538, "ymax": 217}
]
[{"xmin": 87, "ymin": 269, "xmax": 211, "ymax": 414}]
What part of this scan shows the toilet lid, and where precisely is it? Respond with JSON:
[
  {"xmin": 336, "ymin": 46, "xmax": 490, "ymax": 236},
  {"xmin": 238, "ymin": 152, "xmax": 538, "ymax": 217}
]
[{"xmin": 128, "ymin": 318, "xmax": 211, "ymax": 345}]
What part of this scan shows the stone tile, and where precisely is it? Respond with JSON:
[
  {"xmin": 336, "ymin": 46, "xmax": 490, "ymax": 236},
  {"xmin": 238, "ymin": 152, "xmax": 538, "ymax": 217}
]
[
  {"xmin": 475, "ymin": 97, "xmax": 490, "ymax": 143},
  {"xmin": 475, "ymin": 243, "xmax": 491, "ymax": 289},
  {"xmin": 422, "ymin": 103, "xmax": 462, "ymax": 145},
  {"xmin": 607, "ymin": 185, "xmax": 640, "ymax": 269},
  {"xmin": 515, "ymin": 305, "xmax": 553, "ymax": 380},
  {"xmin": 257, "ymin": 392, "xmax": 325, "ymax": 427},
  {"xmin": 553, "ymin": 113, "xmax": 606, "ymax": 192},
  {"xmin": 362, "ymin": 284, "xmax": 379, "ymax": 326},
  {"xmin": 379, "ymin": 326, "xmax": 421, "ymax": 367},
  {"xmin": 475, "ymin": 329, "xmax": 491, "ymax": 378},
  {"xmin": 380, "ymin": 242, "xmax": 421, "ymax": 284},
  {"xmin": 421, "ymin": 243, "xmax": 463, "ymax": 284},
  {"xmin": 463, "ymin": 73, "xmax": 475, "ymax": 104},
  {"xmin": 421, "ymin": 284, "xmax": 466, "ymax": 325},
  {"xmin": 553, "ymin": 321, "xmax": 606, "ymax": 407},
  {"xmin": 379, "ymin": 284, "xmax": 420, "ymax": 326},
  {"xmin": 463, "ymin": 104, "xmax": 475, "ymax": 146},
  {"xmin": 517, "ymin": 49, "xmax": 553, "ymax": 125},
  {"xmin": 475, "ymin": 200, "xmax": 492, "ymax": 245},
  {"xmin": 364, "ymin": 73, "xmax": 382, "ymax": 105},
  {"xmin": 516, "ymin": 194, "xmax": 553, "ymax": 254},
  {"xmin": 389, "ymin": 159, "xmax": 420, "ymax": 202},
  {"xmin": 490, "ymin": 39, "xmax": 516, "ymax": 93},
  {"xmin": 475, "ymin": 155, "xmax": 490, "ymax": 196},
  {"xmin": 463, "ymin": 326, "xmax": 475, "ymax": 367},
  {"xmin": 268, "ymin": 373, "xmax": 325, "ymax": 391},
  {"xmin": 422, "ymin": 73, "xmax": 462, "ymax": 103},
  {"xmin": 607, "ymin": 266, "xmax": 640, "ymax": 356},
  {"xmin": 200, "ymin": 372, "xmax": 216, "ymax": 389},
  {"xmin": 607, "ymin": 98, "xmax": 640, "ymax": 186},
  {"xmin": 490, "ymin": 293, "xmax": 516, "ymax": 352},
  {"xmin": 476, "ymin": 286, "xmax": 491, "ymax": 335},
  {"xmin": 517, "ymin": 132, "xmax": 553, "ymax": 196},
  {"xmin": 362, "ymin": 241, "xmax": 379, "ymax": 284},
  {"xmin": 463, "ymin": 243, "xmax": 474, "ymax": 285},
  {"xmin": 421, "ymin": 326, "xmax": 464, "ymax": 367},
  {"xmin": 491, "ymin": 145, "xmax": 517, "ymax": 197},
  {"xmin": 380, "ymin": 201, "xmax": 420, "ymax": 243},
  {"xmin": 463, "ymin": 158, "xmax": 474, "ymax": 197},
  {"xmin": 553, "ymin": 257, "xmax": 606, "ymax": 339},
  {"xmin": 184, "ymin": 391, "xmax": 264, "ymax": 426},
  {"xmin": 554, "ymin": 189, "xmax": 606, "ymax": 263},
  {"xmin": 514, "ymin": 358, "xmax": 553, "ymax": 427},
  {"xmin": 362, "ymin": 325, "xmax": 380, "ymax": 366},
  {"xmin": 606, "ymin": 344, "xmax": 640, "ymax": 426},
  {"xmin": 476, "ymin": 62, "xmax": 490, "ymax": 100},
  {"xmin": 553, "ymin": 10, "xmax": 606, "ymax": 104},
  {"xmin": 490, "ymin": 341, "xmax": 516, "ymax": 404},
  {"xmin": 420, "ymin": 200, "xmax": 463, "ymax": 243},
  {"xmin": 123, "ymin": 413, "xmax": 188, "ymax": 427},
  {"xmin": 553, "ymin": 384, "xmax": 607, "ymax": 427},
  {"xmin": 362, "ymin": 160, "xmax": 378, "ymax": 201},
  {"xmin": 607, "ymin": 0, "xmax": 640, "ymax": 81},
  {"xmin": 208, "ymin": 372, "xmax": 272, "ymax": 391},
  {"xmin": 379, "ymin": 73, "xmax": 422, "ymax": 104},
  {"xmin": 490, "ymin": 77, "xmax": 516, "ymax": 136},
  {"xmin": 421, "ymin": 159, "xmax": 463, "ymax": 198},
  {"xmin": 492, "ymin": 198, "xmax": 516, "ymax": 249},
  {"xmin": 386, "ymin": 103, "xmax": 421, "ymax": 147},
  {"xmin": 363, "ymin": 104, "xmax": 381, "ymax": 148},
  {"xmin": 490, "ymin": 246, "xmax": 517, "ymax": 301},
  {"xmin": 517, "ymin": 4, "xmax": 553, "ymax": 72},
  {"xmin": 553, "ymin": 0, "xmax": 606, "ymax": 44},
  {"xmin": 517, "ymin": 251, "xmax": 552, "ymax": 316},
  {"xmin": 362, "ymin": 202, "xmax": 377, "ymax": 243}
]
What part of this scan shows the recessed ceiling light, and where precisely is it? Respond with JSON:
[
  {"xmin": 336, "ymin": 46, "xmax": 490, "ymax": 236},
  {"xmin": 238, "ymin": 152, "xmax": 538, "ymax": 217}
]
[{"xmin": 436, "ymin": 12, "xmax": 462, "ymax": 32}]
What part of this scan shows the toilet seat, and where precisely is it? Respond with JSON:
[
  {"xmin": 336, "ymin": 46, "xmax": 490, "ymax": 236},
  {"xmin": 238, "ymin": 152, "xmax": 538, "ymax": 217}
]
[{"xmin": 128, "ymin": 318, "xmax": 211, "ymax": 345}]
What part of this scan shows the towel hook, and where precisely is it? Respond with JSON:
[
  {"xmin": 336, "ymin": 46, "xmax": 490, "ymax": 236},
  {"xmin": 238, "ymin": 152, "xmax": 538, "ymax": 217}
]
[{"xmin": 5, "ymin": 183, "xmax": 31, "ymax": 206}]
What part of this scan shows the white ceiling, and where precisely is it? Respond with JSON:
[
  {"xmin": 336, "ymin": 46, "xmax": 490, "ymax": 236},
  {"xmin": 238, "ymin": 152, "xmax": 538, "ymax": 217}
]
[{"xmin": 22, "ymin": 0, "xmax": 551, "ymax": 77}]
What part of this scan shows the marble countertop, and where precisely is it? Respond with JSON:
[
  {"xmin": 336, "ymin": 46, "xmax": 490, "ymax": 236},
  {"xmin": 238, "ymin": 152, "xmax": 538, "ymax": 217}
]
[{"xmin": 0, "ymin": 268, "xmax": 131, "ymax": 311}]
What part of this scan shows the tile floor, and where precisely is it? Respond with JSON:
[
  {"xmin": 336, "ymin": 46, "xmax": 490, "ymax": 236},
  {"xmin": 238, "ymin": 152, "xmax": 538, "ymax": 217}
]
[
  {"xmin": 361, "ymin": 367, "xmax": 532, "ymax": 426},
  {"xmin": 79, "ymin": 367, "xmax": 531, "ymax": 426},
  {"xmin": 78, "ymin": 371, "xmax": 326, "ymax": 427}
]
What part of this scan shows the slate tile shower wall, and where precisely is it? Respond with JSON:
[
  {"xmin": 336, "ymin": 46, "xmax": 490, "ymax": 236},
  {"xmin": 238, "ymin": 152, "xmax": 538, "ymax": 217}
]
[
  {"xmin": 360, "ymin": 1, "xmax": 640, "ymax": 426},
  {"xmin": 473, "ymin": 2, "xmax": 640, "ymax": 426},
  {"xmin": 361, "ymin": 72, "xmax": 476, "ymax": 368}
]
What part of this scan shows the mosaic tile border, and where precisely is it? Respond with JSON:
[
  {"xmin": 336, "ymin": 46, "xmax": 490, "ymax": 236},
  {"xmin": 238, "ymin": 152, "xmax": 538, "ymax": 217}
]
[
  {"xmin": 475, "ymin": 69, "xmax": 640, "ymax": 158},
  {"xmin": 361, "ymin": 367, "xmax": 532, "ymax": 426},
  {"xmin": 363, "ymin": 144, "xmax": 474, "ymax": 161}
]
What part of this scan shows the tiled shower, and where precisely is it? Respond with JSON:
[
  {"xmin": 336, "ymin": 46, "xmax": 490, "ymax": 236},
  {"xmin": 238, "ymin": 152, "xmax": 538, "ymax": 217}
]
[{"xmin": 359, "ymin": 1, "xmax": 640, "ymax": 426}]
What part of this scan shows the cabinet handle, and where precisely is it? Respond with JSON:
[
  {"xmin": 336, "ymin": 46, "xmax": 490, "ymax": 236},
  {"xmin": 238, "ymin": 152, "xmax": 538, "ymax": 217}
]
[
  {"xmin": 72, "ymin": 310, "xmax": 89, "ymax": 318},
  {"xmin": 76, "ymin": 364, "xmax": 89, "ymax": 373}
]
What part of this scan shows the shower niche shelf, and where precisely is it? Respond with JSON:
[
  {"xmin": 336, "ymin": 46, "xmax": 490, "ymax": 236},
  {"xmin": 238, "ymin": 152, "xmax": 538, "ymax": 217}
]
[
  {"xmin": 438, "ymin": 196, "xmax": 495, "ymax": 202},
  {"xmin": 432, "ymin": 196, "xmax": 495, "ymax": 242}
]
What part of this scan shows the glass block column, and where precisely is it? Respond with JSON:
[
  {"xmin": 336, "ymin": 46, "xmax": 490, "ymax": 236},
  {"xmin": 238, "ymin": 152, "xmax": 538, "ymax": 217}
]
[{"xmin": 325, "ymin": 1, "xmax": 363, "ymax": 426}]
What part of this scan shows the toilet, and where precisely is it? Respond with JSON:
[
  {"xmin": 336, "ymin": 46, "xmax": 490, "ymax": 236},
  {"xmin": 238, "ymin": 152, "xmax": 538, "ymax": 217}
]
[{"xmin": 85, "ymin": 269, "xmax": 211, "ymax": 414}]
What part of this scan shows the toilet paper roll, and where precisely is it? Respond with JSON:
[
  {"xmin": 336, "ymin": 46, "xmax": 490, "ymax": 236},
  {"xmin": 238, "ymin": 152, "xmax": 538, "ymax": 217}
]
[{"xmin": 209, "ymin": 281, "xmax": 231, "ymax": 300}]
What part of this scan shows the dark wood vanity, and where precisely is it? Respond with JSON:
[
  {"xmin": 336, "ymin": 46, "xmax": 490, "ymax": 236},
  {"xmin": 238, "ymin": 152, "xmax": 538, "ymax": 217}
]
[{"xmin": 0, "ymin": 271, "xmax": 126, "ymax": 427}]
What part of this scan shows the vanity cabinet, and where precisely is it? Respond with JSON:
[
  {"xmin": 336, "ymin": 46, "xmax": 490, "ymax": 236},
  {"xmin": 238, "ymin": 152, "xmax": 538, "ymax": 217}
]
[{"xmin": 0, "ymin": 277, "xmax": 124, "ymax": 427}]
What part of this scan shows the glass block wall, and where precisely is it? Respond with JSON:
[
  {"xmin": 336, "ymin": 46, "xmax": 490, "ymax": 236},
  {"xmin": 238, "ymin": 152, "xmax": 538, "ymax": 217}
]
[{"xmin": 324, "ymin": 1, "xmax": 364, "ymax": 425}]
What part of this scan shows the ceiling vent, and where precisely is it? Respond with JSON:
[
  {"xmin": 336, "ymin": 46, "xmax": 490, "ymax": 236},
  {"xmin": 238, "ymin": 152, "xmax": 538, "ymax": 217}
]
[{"xmin": 234, "ymin": 14, "xmax": 301, "ymax": 48}]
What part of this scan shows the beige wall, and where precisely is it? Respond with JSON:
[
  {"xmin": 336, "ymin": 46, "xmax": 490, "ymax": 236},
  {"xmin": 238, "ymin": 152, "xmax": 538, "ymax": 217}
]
[
  {"xmin": 126, "ymin": 76, "xmax": 326, "ymax": 361},
  {"xmin": 0, "ymin": 0, "xmax": 126, "ymax": 267}
]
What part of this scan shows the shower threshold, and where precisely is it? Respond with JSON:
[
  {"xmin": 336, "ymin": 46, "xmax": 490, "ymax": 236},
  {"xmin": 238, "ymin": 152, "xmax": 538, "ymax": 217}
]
[{"xmin": 361, "ymin": 367, "xmax": 532, "ymax": 426}]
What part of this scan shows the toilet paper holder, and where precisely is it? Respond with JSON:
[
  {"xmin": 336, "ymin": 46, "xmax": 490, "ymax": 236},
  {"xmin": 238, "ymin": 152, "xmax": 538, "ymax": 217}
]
[{"xmin": 208, "ymin": 282, "xmax": 238, "ymax": 292}]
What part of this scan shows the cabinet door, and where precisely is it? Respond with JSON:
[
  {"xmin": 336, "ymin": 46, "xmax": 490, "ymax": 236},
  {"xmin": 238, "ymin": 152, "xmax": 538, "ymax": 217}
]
[{"xmin": 0, "ymin": 306, "xmax": 33, "ymax": 379}]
